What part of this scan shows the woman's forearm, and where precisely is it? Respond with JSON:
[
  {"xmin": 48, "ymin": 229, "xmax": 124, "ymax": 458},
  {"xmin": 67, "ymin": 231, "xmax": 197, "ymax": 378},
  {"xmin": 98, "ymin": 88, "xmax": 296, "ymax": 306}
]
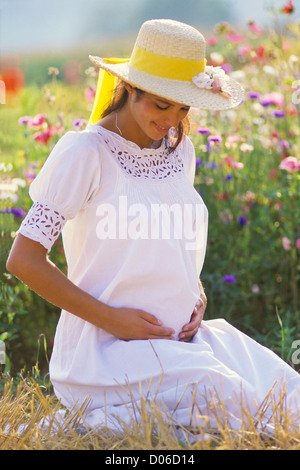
[
  {"xmin": 6, "ymin": 235, "xmax": 175, "ymax": 340},
  {"xmin": 6, "ymin": 234, "xmax": 113, "ymax": 329}
]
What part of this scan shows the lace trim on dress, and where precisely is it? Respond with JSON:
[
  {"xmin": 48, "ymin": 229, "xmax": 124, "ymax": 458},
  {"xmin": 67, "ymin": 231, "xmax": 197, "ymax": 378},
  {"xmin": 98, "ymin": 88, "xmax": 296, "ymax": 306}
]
[
  {"xmin": 17, "ymin": 201, "xmax": 66, "ymax": 252},
  {"xmin": 95, "ymin": 127, "xmax": 184, "ymax": 180}
]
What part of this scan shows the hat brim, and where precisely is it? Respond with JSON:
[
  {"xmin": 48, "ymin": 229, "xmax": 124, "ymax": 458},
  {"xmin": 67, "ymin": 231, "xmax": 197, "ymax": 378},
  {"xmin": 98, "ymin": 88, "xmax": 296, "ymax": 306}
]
[{"xmin": 89, "ymin": 55, "xmax": 244, "ymax": 111}]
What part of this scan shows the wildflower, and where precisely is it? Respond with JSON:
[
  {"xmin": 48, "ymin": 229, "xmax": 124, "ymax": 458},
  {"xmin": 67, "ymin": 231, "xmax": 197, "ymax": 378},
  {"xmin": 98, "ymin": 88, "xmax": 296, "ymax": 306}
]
[
  {"xmin": 225, "ymin": 156, "xmax": 244, "ymax": 169},
  {"xmin": 223, "ymin": 275, "xmax": 236, "ymax": 284},
  {"xmin": 33, "ymin": 127, "xmax": 55, "ymax": 145},
  {"xmin": 252, "ymin": 284, "xmax": 260, "ymax": 293},
  {"xmin": 6, "ymin": 207, "xmax": 26, "ymax": 218},
  {"xmin": 19, "ymin": 116, "xmax": 32, "ymax": 126},
  {"xmin": 282, "ymin": 41, "xmax": 292, "ymax": 50},
  {"xmin": 208, "ymin": 135, "xmax": 222, "ymax": 144},
  {"xmin": 29, "ymin": 114, "xmax": 46, "ymax": 127},
  {"xmin": 226, "ymin": 33, "xmax": 245, "ymax": 43},
  {"xmin": 48, "ymin": 67, "xmax": 59, "ymax": 76},
  {"xmin": 273, "ymin": 110, "xmax": 285, "ymax": 118},
  {"xmin": 260, "ymin": 92, "xmax": 285, "ymax": 107},
  {"xmin": 278, "ymin": 140, "xmax": 292, "ymax": 151},
  {"xmin": 263, "ymin": 65, "xmax": 277, "ymax": 76},
  {"xmin": 214, "ymin": 22, "xmax": 232, "ymax": 35},
  {"xmin": 248, "ymin": 20, "xmax": 263, "ymax": 35},
  {"xmin": 256, "ymin": 45, "xmax": 265, "ymax": 60},
  {"xmin": 296, "ymin": 239, "xmax": 300, "ymax": 249},
  {"xmin": 240, "ymin": 143, "xmax": 253, "ymax": 152},
  {"xmin": 197, "ymin": 127, "xmax": 210, "ymax": 134},
  {"xmin": 247, "ymin": 91, "xmax": 260, "ymax": 100},
  {"xmin": 204, "ymin": 176, "xmax": 214, "ymax": 185},
  {"xmin": 286, "ymin": 104, "xmax": 298, "ymax": 117},
  {"xmin": 238, "ymin": 215, "xmax": 248, "ymax": 226},
  {"xmin": 196, "ymin": 158, "xmax": 202, "ymax": 167},
  {"xmin": 220, "ymin": 209, "xmax": 233, "ymax": 223},
  {"xmin": 205, "ymin": 162, "xmax": 218, "ymax": 169},
  {"xmin": 207, "ymin": 36, "xmax": 218, "ymax": 46},
  {"xmin": 84, "ymin": 87, "xmax": 96, "ymax": 102},
  {"xmin": 209, "ymin": 52, "xmax": 224, "ymax": 65},
  {"xmin": 281, "ymin": 0, "xmax": 294, "ymax": 15},
  {"xmin": 282, "ymin": 237, "xmax": 291, "ymax": 250},
  {"xmin": 73, "ymin": 118, "xmax": 87, "ymax": 129},
  {"xmin": 238, "ymin": 45, "xmax": 252, "ymax": 57},
  {"xmin": 279, "ymin": 156, "xmax": 300, "ymax": 172},
  {"xmin": 226, "ymin": 174, "xmax": 233, "ymax": 181}
]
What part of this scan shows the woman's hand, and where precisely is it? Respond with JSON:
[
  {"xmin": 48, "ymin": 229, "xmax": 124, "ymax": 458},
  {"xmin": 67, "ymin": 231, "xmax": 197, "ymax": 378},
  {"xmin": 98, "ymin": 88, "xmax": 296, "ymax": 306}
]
[
  {"xmin": 106, "ymin": 307, "xmax": 175, "ymax": 341},
  {"xmin": 178, "ymin": 292, "xmax": 207, "ymax": 342}
]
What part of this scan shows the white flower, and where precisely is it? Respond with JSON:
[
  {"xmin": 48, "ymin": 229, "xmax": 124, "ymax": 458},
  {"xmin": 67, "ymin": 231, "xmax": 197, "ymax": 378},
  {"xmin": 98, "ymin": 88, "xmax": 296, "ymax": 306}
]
[
  {"xmin": 192, "ymin": 72, "xmax": 213, "ymax": 89},
  {"xmin": 192, "ymin": 66, "xmax": 232, "ymax": 99},
  {"xmin": 193, "ymin": 66, "xmax": 226, "ymax": 90}
]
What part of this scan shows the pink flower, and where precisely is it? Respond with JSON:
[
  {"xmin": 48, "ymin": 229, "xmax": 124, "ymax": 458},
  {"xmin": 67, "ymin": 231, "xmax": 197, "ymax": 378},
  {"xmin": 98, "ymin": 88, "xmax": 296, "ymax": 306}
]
[
  {"xmin": 248, "ymin": 21, "xmax": 263, "ymax": 35},
  {"xmin": 212, "ymin": 76, "xmax": 222, "ymax": 93},
  {"xmin": 84, "ymin": 87, "xmax": 96, "ymax": 102},
  {"xmin": 207, "ymin": 36, "xmax": 218, "ymax": 46},
  {"xmin": 29, "ymin": 113, "xmax": 46, "ymax": 127},
  {"xmin": 282, "ymin": 237, "xmax": 291, "ymax": 250},
  {"xmin": 224, "ymin": 156, "xmax": 244, "ymax": 170},
  {"xmin": 238, "ymin": 45, "xmax": 253, "ymax": 56},
  {"xmin": 261, "ymin": 92, "xmax": 285, "ymax": 107},
  {"xmin": 279, "ymin": 156, "xmax": 300, "ymax": 172},
  {"xmin": 226, "ymin": 33, "xmax": 245, "ymax": 43},
  {"xmin": 18, "ymin": 116, "xmax": 33, "ymax": 125},
  {"xmin": 33, "ymin": 127, "xmax": 55, "ymax": 144},
  {"xmin": 296, "ymin": 238, "xmax": 300, "ymax": 249},
  {"xmin": 252, "ymin": 284, "xmax": 260, "ymax": 293}
]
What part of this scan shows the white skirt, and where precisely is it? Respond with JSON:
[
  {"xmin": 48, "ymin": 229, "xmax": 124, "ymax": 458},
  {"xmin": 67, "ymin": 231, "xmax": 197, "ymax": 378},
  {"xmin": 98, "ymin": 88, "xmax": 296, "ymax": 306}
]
[{"xmin": 50, "ymin": 318, "xmax": 300, "ymax": 432}]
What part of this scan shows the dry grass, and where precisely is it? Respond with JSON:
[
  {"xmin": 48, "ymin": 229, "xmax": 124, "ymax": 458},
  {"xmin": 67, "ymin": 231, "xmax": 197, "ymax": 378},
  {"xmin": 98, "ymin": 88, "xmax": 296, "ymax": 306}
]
[{"xmin": 1, "ymin": 376, "xmax": 300, "ymax": 450}]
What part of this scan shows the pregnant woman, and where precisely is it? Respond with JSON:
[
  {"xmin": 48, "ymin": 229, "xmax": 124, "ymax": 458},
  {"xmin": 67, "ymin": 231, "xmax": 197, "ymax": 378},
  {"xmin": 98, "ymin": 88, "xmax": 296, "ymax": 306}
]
[{"xmin": 7, "ymin": 19, "xmax": 300, "ymax": 432}]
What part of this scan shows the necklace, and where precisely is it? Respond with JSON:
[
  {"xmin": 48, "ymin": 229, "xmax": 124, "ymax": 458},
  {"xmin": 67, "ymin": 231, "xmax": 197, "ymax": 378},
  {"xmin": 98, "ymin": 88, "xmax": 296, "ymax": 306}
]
[
  {"xmin": 115, "ymin": 113, "xmax": 123, "ymax": 136},
  {"xmin": 115, "ymin": 112, "xmax": 158, "ymax": 149}
]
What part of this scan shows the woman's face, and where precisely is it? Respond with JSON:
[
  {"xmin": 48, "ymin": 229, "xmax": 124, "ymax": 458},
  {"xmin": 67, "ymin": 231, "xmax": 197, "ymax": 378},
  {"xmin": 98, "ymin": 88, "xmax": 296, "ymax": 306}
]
[{"xmin": 125, "ymin": 86, "xmax": 190, "ymax": 146}]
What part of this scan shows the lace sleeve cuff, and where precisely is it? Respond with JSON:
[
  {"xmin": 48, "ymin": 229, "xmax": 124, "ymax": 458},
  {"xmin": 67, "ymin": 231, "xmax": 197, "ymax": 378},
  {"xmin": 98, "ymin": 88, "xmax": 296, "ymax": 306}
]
[{"xmin": 17, "ymin": 201, "xmax": 66, "ymax": 252}]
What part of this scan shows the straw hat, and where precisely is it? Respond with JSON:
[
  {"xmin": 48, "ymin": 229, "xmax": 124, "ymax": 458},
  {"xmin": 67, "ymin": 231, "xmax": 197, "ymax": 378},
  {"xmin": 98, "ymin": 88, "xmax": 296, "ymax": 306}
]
[{"xmin": 89, "ymin": 19, "xmax": 244, "ymax": 111}]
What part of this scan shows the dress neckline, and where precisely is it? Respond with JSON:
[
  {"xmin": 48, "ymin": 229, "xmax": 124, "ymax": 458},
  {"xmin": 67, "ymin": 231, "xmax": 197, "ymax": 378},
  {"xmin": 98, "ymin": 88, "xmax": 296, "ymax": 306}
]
[
  {"xmin": 87, "ymin": 123, "xmax": 168, "ymax": 154},
  {"xmin": 86, "ymin": 123, "xmax": 184, "ymax": 181}
]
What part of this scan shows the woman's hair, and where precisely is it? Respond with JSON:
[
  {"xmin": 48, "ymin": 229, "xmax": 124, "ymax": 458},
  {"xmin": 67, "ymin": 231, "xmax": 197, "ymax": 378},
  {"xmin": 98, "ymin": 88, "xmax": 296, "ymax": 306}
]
[{"xmin": 102, "ymin": 81, "xmax": 190, "ymax": 152}]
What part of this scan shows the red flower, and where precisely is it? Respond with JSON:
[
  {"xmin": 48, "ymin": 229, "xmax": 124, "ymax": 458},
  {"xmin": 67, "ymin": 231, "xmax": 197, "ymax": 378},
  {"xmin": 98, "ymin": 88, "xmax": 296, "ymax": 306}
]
[{"xmin": 281, "ymin": 0, "xmax": 294, "ymax": 14}]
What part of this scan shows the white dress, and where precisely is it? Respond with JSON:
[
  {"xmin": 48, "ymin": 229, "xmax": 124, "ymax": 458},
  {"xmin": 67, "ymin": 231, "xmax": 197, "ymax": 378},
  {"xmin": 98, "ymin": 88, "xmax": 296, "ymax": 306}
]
[{"xmin": 17, "ymin": 124, "xmax": 300, "ymax": 431}]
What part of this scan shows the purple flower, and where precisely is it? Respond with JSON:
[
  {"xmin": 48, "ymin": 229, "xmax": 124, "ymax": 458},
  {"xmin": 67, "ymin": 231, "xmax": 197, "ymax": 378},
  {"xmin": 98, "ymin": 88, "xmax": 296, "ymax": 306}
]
[
  {"xmin": 205, "ymin": 161, "xmax": 218, "ymax": 169},
  {"xmin": 197, "ymin": 127, "xmax": 210, "ymax": 134},
  {"xmin": 208, "ymin": 135, "xmax": 222, "ymax": 144},
  {"xmin": 18, "ymin": 116, "xmax": 33, "ymax": 126},
  {"xmin": 226, "ymin": 174, "xmax": 233, "ymax": 180},
  {"xmin": 221, "ymin": 63, "xmax": 232, "ymax": 73},
  {"xmin": 6, "ymin": 208, "xmax": 26, "ymax": 218},
  {"xmin": 238, "ymin": 215, "xmax": 248, "ymax": 226},
  {"xmin": 73, "ymin": 118, "xmax": 87, "ymax": 128},
  {"xmin": 196, "ymin": 158, "xmax": 203, "ymax": 167},
  {"xmin": 247, "ymin": 91, "xmax": 260, "ymax": 100},
  {"xmin": 223, "ymin": 275, "xmax": 236, "ymax": 284},
  {"xmin": 273, "ymin": 109, "xmax": 285, "ymax": 118},
  {"xmin": 260, "ymin": 98, "xmax": 272, "ymax": 107}
]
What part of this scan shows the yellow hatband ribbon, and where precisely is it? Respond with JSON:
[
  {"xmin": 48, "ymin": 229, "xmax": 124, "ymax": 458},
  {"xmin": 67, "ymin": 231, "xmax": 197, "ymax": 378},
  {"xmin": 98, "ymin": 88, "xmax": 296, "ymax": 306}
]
[
  {"xmin": 89, "ymin": 49, "xmax": 207, "ymax": 123},
  {"xmin": 131, "ymin": 46, "xmax": 207, "ymax": 81}
]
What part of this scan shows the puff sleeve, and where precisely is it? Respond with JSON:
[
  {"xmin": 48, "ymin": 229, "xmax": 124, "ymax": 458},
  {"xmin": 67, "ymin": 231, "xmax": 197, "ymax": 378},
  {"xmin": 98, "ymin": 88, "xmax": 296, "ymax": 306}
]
[{"xmin": 17, "ymin": 130, "xmax": 101, "ymax": 252}]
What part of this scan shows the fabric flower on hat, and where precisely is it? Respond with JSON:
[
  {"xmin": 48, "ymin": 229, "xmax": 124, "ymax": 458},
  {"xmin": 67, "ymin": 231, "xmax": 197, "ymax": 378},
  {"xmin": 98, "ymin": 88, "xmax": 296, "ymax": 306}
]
[{"xmin": 192, "ymin": 66, "xmax": 232, "ymax": 99}]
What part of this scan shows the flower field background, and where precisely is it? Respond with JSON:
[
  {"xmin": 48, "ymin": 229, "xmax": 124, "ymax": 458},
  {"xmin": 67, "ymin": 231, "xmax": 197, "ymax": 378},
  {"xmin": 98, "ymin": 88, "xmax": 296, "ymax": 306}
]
[{"xmin": 0, "ymin": 8, "xmax": 300, "ymax": 382}]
